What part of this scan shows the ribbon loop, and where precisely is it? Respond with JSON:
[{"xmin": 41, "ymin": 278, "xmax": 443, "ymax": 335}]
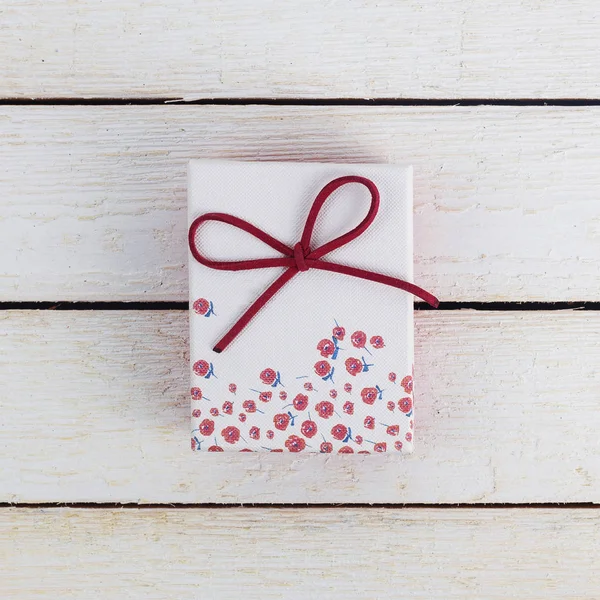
[
  {"xmin": 301, "ymin": 176, "xmax": 380, "ymax": 260},
  {"xmin": 189, "ymin": 175, "xmax": 439, "ymax": 353},
  {"xmin": 188, "ymin": 212, "xmax": 293, "ymax": 272}
]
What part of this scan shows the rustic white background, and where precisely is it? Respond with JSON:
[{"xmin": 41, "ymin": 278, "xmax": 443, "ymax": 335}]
[{"xmin": 1, "ymin": 1, "xmax": 600, "ymax": 598}]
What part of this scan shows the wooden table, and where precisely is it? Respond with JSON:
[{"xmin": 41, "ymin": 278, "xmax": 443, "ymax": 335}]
[{"xmin": 2, "ymin": 2, "xmax": 600, "ymax": 597}]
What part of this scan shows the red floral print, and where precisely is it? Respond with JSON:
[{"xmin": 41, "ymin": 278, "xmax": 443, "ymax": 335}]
[
  {"xmin": 293, "ymin": 393, "xmax": 309, "ymax": 411},
  {"xmin": 260, "ymin": 368, "xmax": 277, "ymax": 385},
  {"xmin": 193, "ymin": 360, "xmax": 209, "ymax": 376},
  {"xmin": 370, "ymin": 335, "xmax": 385, "ymax": 349},
  {"xmin": 222, "ymin": 426, "xmax": 240, "ymax": 444},
  {"xmin": 347, "ymin": 356, "xmax": 373, "ymax": 375},
  {"xmin": 285, "ymin": 435, "xmax": 306, "ymax": 452},
  {"xmin": 361, "ymin": 387, "xmax": 377, "ymax": 405},
  {"xmin": 315, "ymin": 401, "xmax": 334, "ymax": 419},
  {"xmin": 398, "ymin": 397, "xmax": 413, "ymax": 414},
  {"xmin": 332, "ymin": 326, "xmax": 345, "ymax": 341},
  {"xmin": 345, "ymin": 357, "xmax": 362, "ymax": 376},
  {"xmin": 351, "ymin": 330, "xmax": 367, "ymax": 349},
  {"xmin": 317, "ymin": 338, "xmax": 335, "ymax": 358},
  {"xmin": 401, "ymin": 375, "xmax": 413, "ymax": 394},
  {"xmin": 199, "ymin": 419, "xmax": 215, "ymax": 436},
  {"xmin": 191, "ymin": 318, "xmax": 413, "ymax": 453},
  {"xmin": 386, "ymin": 425, "xmax": 399, "ymax": 436},
  {"xmin": 259, "ymin": 391, "xmax": 272, "ymax": 403},
  {"xmin": 192, "ymin": 298, "xmax": 215, "ymax": 316},
  {"xmin": 193, "ymin": 298, "xmax": 209, "ymax": 314},
  {"xmin": 331, "ymin": 423, "xmax": 349, "ymax": 441},
  {"xmin": 260, "ymin": 368, "xmax": 282, "ymax": 387},
  {"xmin": 301, "ymin": 419, "xmax": 318, "ymax": 438},
  {"xmin": 243, "ymin": 400, "xmax": 258, "ymax": 413},
  {"xmin": 274, "ymin": 413, "xmax": 291, "ymax": 431},
  {"xmin": 314, "ymin": 360, "xmax": 334, "ymax": 382},
  {"xmin": 193, "ymin": 360, "xmax": 215, "ymax": 379},
  {"xmin": 314, "ymin": 360, "xmax": 329, "ymax": 376}
]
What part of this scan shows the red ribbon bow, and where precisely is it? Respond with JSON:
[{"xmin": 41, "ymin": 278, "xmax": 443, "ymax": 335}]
[{"xmin": 189, "ymin": 175, "xmax": 439, "ymax": 353}]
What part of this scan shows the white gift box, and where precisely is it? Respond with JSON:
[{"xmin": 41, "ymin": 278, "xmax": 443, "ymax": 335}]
[{"xmin": 188, "ymin": 160, "xmax": 423, "ymax": 454}]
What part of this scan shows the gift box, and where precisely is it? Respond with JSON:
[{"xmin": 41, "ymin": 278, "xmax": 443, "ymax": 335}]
[{"xmin": 188, "ymin": 160, "xmax": 436, "ymax": 454}]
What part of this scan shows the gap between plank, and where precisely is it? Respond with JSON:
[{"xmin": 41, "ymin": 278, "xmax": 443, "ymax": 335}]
[
  {"xmin": 0, "ymin": 301, "xmax": 599, "ymax": 311},
  {"xmin": 1, "ymin": 502, "xmax": 599, "ymax": 509},
  {"xmin": 2, "ymin": 98, "xmax": 600, "ymax": 106}
]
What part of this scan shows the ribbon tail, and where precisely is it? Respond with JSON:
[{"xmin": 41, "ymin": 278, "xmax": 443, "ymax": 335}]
[
  {"xmin": 213, "ymin": 268, "xmax": 298, "ymax": 353},
  {"xmin": 313, "ymin": 261, "xmax": 439, "ymax": 308}
]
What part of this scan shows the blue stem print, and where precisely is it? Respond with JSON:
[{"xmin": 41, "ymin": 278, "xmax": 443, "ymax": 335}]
[
  {"xmin": 331, "ymin": 337, "xmax": 341, "ymax": 359},
  {"xmin": 322, "ymin": 367, "xmax": 335, "ymax": 383},
  {"xmin": 343, "ymin": 427, "xmax": 352, "ymax": 443}
]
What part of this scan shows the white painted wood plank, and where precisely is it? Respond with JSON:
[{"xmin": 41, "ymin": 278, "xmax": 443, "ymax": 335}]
[
  {"xmin": 2, "ymin": 1, "xmax": 600, "ymax": 99},
  {"xmin": 1, "ymin": 310, "xmax": 599, "ymax": 504},
  {"xmin": 2, "ymin": 105, "xmax": 600, "ymax": 302},
  {"xmin": 3, "ymin": 508, "xmax": 600, "ymax": 599}
]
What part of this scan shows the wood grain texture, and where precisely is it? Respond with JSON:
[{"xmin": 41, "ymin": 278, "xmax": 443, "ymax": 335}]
[
  {"xmin": 2, "ymin": 310, "xmax": 599, "ymax": 504},
  {"xmin": 2, "ymin": 1, "xmax": 600, "ymax": 99},
  {"xmin": 3, "ymin": 507, "xmax": 600, "ymax": 599},
  {"xmin": 2, "ymin": 105, "xmax": 600, "ymax": 302}
]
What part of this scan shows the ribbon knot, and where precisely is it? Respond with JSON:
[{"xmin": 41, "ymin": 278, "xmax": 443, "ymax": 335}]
[
  {"xmin": 189, "ymin": 175, "xmax": 439, "ymax": 353},
  {"xmin": 293, "ymin": 242, "xmax": 309, "ymax": 272}
]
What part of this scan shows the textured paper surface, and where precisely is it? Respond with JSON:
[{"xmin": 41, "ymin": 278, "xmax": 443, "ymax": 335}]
[{"xmin": 189, "ymin": 161, "xmax": 414, "ymax": 453}]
